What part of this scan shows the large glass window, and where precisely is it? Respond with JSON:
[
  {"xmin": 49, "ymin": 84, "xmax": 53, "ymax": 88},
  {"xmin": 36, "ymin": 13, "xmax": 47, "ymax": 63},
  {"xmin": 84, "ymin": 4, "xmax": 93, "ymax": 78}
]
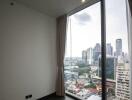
[
  {"xmin": 64, "ymin": 0, "xmax": 130, "ymax": 100},
  {"xmin": 64, "ymin": 2, "xmax": 102, "ymax": 100},
  {"xmin": 105, "ymin": 0, "xmax": 130, "ymax": 100}
]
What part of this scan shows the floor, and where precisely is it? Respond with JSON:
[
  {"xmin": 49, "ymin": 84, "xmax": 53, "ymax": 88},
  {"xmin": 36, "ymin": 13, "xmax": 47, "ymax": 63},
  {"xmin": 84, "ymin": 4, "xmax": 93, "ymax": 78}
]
[{"xmin": 39, "ymin": 95, "xmax": 77, "ymax": 100}]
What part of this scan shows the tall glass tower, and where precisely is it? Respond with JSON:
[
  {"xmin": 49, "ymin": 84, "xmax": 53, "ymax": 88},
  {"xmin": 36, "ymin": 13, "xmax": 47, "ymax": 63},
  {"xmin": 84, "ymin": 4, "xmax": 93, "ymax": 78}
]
[{"xmin": 116, "ymin": 39, "xmax": 122, "ymax": 56}]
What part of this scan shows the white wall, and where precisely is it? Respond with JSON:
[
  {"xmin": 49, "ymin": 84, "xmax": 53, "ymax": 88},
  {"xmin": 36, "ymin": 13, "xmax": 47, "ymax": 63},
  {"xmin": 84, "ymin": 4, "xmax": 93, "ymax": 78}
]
[{"xmin": 0, "ymin": 0, "xmax": 56, "ymax": 100}]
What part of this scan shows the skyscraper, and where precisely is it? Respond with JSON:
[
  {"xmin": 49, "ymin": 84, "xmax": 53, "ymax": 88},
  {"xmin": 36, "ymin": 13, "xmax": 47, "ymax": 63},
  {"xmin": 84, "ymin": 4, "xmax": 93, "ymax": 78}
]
[
  {"xmin": 99, "ymin": 56, "xmax": 117, "ymax": 80},
  {"xmin": 94, "ymin": 43, "xmax": 101, "ymax": 52},
  {"xmin": 106, "ymin": 43, "xmax": 113, "ymax": 56},
  {"xmin": 87, "ymin": 48, "xmax": 94, "ymax": 65},
  {"xmin": 115, "ymin": 57, "xmax": 130, "ymax": 100},
  {"xmin": 93, "ymin": 43, "xmax": 101, "ymax": 64},
  {"xmin": 82, "ymin": 50, "xmax": 87, "ymax": 64},
  {"xmin": 116, "ymin": 39, "xmax": 122, "ymax": 57}
]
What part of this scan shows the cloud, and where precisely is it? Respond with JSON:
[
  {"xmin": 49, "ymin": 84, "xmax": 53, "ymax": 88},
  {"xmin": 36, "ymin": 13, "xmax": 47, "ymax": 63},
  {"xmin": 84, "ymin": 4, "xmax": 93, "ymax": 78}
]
[{"xmin": 73, "ymin": 12, "xmax": 91, "ymax": 25}]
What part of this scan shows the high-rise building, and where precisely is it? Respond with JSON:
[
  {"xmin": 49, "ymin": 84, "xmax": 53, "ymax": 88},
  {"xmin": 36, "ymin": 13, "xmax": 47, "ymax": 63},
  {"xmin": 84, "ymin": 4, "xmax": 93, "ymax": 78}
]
[
  {"xmin": 115, "ymin": 57, "xmax": 130, "ymax": 100},
  {"xmin": 94, "ymin": 43, "xmax": 101, "ymax": 52},
  {"xmin": 87, "ymin": 48, "xmax": 94, "ymax": 65},
  {"xmin": 93, "ymin": 43, "xmax": 101, "ymax": 63},
  {"xmin": 82, "ymin": 50, "xmax": 87, "ymax": 64},
  {"xmin": 124, "ymin": 53, "xmax": 129, "ymax": 63},
  {"xmin": 106, "ymin": 43, "xmax": 113, "ymax": 56},
  {"xmin": 116, "ymin": 39, "xmax": 122, "ymax": 57},
  {"xmin": 99, "ymin": 56, "xmax": 117, "ymax": 80}
]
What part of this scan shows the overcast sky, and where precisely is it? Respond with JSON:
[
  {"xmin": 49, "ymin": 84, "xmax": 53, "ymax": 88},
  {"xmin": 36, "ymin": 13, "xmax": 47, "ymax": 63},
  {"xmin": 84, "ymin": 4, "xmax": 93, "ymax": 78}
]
[{"xmin": 65, "ymin": 0, "xmax": 128, "ymax": 57}]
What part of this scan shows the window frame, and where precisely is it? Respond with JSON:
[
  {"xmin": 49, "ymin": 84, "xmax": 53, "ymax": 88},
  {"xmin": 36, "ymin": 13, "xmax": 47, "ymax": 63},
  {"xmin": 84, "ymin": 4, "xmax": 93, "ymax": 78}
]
[
  {"xmin": 66, "ymin": 0, "xmax": 131, "ymax": 100},
  {"xmin": 67, "ymin": 0, "xmax": 106, "ymax": 100}
]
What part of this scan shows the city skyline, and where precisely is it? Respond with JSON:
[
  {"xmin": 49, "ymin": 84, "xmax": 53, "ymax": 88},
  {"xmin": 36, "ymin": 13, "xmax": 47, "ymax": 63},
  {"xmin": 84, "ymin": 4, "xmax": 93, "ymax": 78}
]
[
  {"xmin": 66, "ymin": 38, "xmax": 128, "ymax": 58},
  {"xmin": 65, "ymin": 0, "xmax": 128, "ymax": 57},
  {"xmin": 64, "ymin": 0, "xmax": 130, "ymax": 99}
]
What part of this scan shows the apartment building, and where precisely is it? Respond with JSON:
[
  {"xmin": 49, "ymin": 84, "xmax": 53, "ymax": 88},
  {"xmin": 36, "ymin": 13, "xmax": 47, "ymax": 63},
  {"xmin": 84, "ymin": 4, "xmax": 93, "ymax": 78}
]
[{"xmin": 116, "ymin": 57, "xmax": 130, "ymax": 100}]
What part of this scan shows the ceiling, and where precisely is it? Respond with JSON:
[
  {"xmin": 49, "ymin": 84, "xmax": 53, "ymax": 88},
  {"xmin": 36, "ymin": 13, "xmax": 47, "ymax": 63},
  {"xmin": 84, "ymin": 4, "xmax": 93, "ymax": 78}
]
[{"xmin": 15, "ymin": 0, "xmax": 93, "ymax": 17}]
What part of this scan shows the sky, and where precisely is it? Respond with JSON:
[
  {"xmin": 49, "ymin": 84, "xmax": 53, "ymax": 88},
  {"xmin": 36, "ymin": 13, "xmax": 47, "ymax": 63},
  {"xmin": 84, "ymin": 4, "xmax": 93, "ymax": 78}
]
[{"xmin": 65, "ymin": 0, "xmax": 128, "ymax": 57}]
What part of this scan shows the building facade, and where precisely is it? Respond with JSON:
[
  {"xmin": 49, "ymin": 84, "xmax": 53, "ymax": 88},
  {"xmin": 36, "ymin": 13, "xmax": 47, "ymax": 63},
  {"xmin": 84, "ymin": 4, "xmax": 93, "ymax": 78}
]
[
  {"xmin": 106, "ymin": 43, "xmax": 113, "ymax": 56},
  {"xmin": 99, "ymin": 56, "xmax": 117, "ymax": 80},
  {"xmin": 87, "ymin": 48, "xmax": 94, "ymax": 65},
  {"xmin": 115, "ymin": 57, "xmax": 130, "ymax": 100},
  {"xmin": 116, "ymin": 39, "xmax": 122, "ymax": 57},
  {"xmin": 82, "ymin": 50, "xmax": 87, "ymax": 64},
  {"xmin": 93, "ymin": 43, "xmax": 101, "ymax": 64}
]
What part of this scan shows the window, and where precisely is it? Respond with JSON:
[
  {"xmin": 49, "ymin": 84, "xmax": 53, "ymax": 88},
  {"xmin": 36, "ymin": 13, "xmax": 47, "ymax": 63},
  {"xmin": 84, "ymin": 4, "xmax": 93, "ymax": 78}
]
[
  {"xmin": 105, "ymin": 0, "xmax": 130, "ymax": 99},
  {"xmin": 64, "ymin": 0, "xmax": 131, "ymax": 100},
  {"xmin": 64, "ymin": 2, "xmax": 102, "ymax": 100}
]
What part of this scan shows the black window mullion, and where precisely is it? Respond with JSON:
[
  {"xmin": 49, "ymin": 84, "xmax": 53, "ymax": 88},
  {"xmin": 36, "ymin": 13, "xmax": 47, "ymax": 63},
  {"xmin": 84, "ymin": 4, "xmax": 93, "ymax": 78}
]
[{"xmin": 101, "ymin": 0, "xmax": 107, "ymax": 100}]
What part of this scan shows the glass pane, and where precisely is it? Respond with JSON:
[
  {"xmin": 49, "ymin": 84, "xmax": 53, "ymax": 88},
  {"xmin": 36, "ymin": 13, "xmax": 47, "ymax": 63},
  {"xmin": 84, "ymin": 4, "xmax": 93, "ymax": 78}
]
[
  {"xmin": 105, "ymin": 0, "xmax": 130, "ymax": 100},
  {"xmin": 64, "ymin": 2, "xmax": 102, "ymax": 100}
]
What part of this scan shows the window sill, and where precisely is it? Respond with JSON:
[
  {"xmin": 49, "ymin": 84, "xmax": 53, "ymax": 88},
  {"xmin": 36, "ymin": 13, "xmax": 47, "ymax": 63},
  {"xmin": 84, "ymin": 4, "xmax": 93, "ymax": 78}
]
[{"xmin": 65, "ymin": 91, "xmax": 83, "ymax": 100}]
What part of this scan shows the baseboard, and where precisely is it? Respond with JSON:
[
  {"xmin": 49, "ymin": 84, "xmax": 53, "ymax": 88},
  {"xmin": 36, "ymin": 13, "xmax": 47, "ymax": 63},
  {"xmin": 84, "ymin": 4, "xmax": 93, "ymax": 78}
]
[{"xmin": 37, "ymin": 92, "xmax": 56, "ymax": 100}]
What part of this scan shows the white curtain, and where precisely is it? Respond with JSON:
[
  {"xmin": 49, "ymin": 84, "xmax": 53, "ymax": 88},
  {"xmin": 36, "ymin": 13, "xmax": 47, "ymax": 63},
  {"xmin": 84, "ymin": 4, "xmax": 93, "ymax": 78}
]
[{"xmin": 126, "ymin": 0, "xmax": 132, "ymax": 99}]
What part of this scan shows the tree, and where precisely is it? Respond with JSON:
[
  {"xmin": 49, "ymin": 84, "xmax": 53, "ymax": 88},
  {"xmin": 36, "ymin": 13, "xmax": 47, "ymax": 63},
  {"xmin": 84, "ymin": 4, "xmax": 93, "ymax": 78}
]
[
  {"xmin": 78, "ymin": 68, "xmax": 91, "ymax": 76},
  {"xmin": 84, "ymin": 83, "xmax": 96, "ymax": 88},
  {"xmin": 77, "ymin": 62, "xmax": 87, "ymax": 68}
]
